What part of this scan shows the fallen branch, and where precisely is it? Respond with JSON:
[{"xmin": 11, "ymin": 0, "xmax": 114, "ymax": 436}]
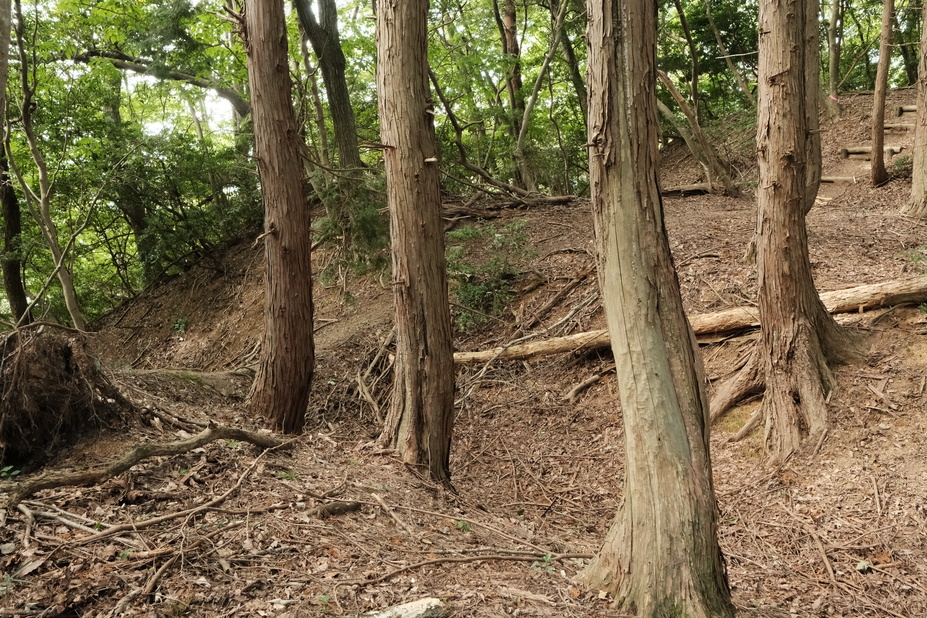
[
  {"xmin": 661, "ymin": 183, "xmax": 711, "ymax": 196},
  {"xmin": 454, "ymin": 276, "xmax": 927, "ymax": 364},
  {"xmin": 6, "ymin": 424, "xmax": 291, "ymax": 507},
  {"xmin": 840, "ymin": 145, "xmax": 903, "ymax": 159}
]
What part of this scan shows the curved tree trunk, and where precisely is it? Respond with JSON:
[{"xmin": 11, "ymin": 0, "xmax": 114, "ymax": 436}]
[
  {"xmin": 904, "ymin": 0, "xmax": 927, "ymax": 217},
  {"xmin": 578, "ymin": 0, "xmax": 734, "ymax": 614},
  {"xmin": 704, "ymin": 0, "xmax": 756, "ymax": 109},
  {"xmin": 244, "ymin": 0, "xmax": 316, "ymax": 434},
  {"xmin": 377, "ymin": 0, "xmax": 455, "ymax": 486},
  {"xmin": 871, "ymin": 0, "xmax": 894, "ymax": 186}
]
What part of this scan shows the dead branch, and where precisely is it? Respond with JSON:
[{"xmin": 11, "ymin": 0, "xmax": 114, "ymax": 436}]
[
  {"xmin": 6, "ymin": 424, "xmax": 291, "ymax": 507},
  {"xmin": 454, "ymin": 276, "xmax": 927, "ymax": 364}
]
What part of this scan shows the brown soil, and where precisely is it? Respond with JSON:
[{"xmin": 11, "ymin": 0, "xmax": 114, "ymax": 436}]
[{"xmin": 3, "ymin": 90, "xmax": 927, "ymax": 617}]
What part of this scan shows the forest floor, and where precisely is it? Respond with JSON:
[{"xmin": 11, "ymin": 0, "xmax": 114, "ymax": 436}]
[{"xmin": 3, "ymin": 91, "xmax": 927, "ymax": 617}]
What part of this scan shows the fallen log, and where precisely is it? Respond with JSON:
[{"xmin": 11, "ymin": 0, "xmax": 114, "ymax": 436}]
[
  {"xmin": 661, "ymin": 183, "xmax": 711, "ymax": 196},
  {"xmin": 884, "ymin": 123, "xmax": 914, "ymax": 131},
  {"xmin": 821, "ymin": 176, "xmax": 858, "ymax": 183},
  {"xmin": 453, "ymin": 276, "xmax": 927, "ymax": 364},
  {"xmin": 896, "ymin": 104, "xmax": 917, "ymax": 116},
  {"xmin": 840, "ymin": 145, "xmax": 903, "ymax": 159}
]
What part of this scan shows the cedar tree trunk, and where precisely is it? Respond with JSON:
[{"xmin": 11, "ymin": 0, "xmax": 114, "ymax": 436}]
[
  {"xmin": 871, "ymin": 0, "xmax": 894, "ymax": 186},
  {"xmin": 578, "ymin": 0, "xmax": 734, "ymax": 614},
  {"xmin": 244, "ymin": 0, "xmax": 316, "ymax": 434},
  {"xmin": 711, "ymin": 0, "xmax": 859, "ymax": 460},
  {"xmin": 376, "ymin": 0, "xmax": 456, "ymax": 486},
  {"xmin": 904, "ymin": 0, "xmax": 927, "ymax": 216}
]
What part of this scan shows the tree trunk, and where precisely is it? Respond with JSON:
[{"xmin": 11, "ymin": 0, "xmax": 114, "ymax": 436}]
[
  {"xmin": 704, "ymin": 0, "xmax": 756, "ymax": 109},
  {"xmin": 871, "ymin": 0, "xmax": 894, "ymax": 186},
  {"xmin": 554, "ymin": 0, "xmax": 587, "ymax": 127},
  {"xmin": 658, "ymin": 71, "xmax": 736, "ymax": 194},
  {"xmin": 826, "ymin": 0, "xmax": 843, "ymax": 117},
  {"xmin": 750, "ymin": 0, "xmax": 858, "ymax": 461},
  {"xmin": 243, "ymin": 0, "xmax": 316, "ymax": 434},
  {"xmin": 492, "ymin": 0, "xmax": 534, "ymax": 191},
  {"xmin": 293, "ymin": 0, "xmax": 363, "ymax": 171},
  {"xmin": 1, "ymin": 157, "xmax": 29, "ymax": 325},
  {"xmin": 376, "ymin": 0, "xmax": 456, "ymax": 486},
  {"xmin": 0, "ymin": 0, "xmax": 28, "ymax": 325},
  {"xmin": 578, "ymin": 0, "xmax": 734, "ymax": 614},
  {"xmin": 672, "ymin": 0, "xmax": 701, "ymax": 117},
  {"xmin": 904, "ymin": 0, "xmax": 927, "ymax": 217}
]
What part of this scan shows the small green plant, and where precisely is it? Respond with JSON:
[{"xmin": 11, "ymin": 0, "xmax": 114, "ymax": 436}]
[
  {"xmin": 531, "ymin": 552, "xmax": 555, "ymax": 574},
  {"xmin": 172, "ymin": 316, "xmax": 188, "ymax": 333},
  {"xmin": 0, "ymin": 565, "xmax": 30, "ymax": 598},
  {"xmin": 0, "ymin": 466, "xmax": 20, "ymax": 480},
  {"xmin": 454, "ymin": 520, "xmax": 471, "ymax": 533},
  {"xmin": 446, "ymin": 219, "xmax": 530, "ymax": 329},
  {"xmin": 276, "ymin": 470, "xmax": 299, "ymax": 481},
  {"xmin": 906, "ymin": 246, "xmax": 927, "ymax": 274},
  {"xmin": 892, "ymin": 154, "xmax": 913, "ymax": 179}
]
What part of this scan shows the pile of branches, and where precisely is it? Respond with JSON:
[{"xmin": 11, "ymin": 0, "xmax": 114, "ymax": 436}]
[{"xmin": 0, "ymin": 328, "xmax": 132, "ymax": 468}]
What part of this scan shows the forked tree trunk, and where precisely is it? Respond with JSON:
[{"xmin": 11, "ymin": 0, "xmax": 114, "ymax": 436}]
[
  {"xmin": 578, "ymin": 0, "xmax": 734, "ymax": 614},
  {"xmin": 745, "ymin": 0, "xmax": 858, "ymax": 460},
  {"xmin": 244, "ymin": 0, "xmax": 316, "ymax": 434},
  {"xmin": 871, "ymin": 0, "xmax": 894, "ymax": 186},
  {"xmin": 903, "ymin": 0, "xmax": 927, "ymax": 217},
  {"xmin": 376, "ymin": 0, "xmax": 456, "ymax": 486}
]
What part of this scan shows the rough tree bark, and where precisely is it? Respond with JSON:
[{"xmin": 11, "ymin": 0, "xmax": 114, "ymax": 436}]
[
  {"xmin": 293, "ymin": 0, "xmax": 364, "ymax": 171},
  {"xmin": 243, "ymin": 0, "xmax": 316, "ymax": 434},
  {"xmin": 710, "ymin": 0, "xmax": 859, "ymax": 461},
  {"xmin": 871, "ymin": 0, "xmax": 894, "ymax": 186},
  {"xmin": 903, "ymin": 0, "xmax": 927, "ymax": 217},
  {"xmin": 577, "ymin": 0, "xmax": 734, "ymax": 614},
  {"xmin": 376, "ymin": 0, "xmax": 456, "ymax": 486}
]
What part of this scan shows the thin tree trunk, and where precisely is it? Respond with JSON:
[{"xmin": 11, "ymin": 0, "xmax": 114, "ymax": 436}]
[
  {"xmin": 704, "ymin": 0, "xmax": 756, "ymax": 109},
  {"xmin": 658, "ymin": 71, "xmax": 735, "ymax": 194},
  {"xmin": 0, "ymin": 0, "xmax": 27, "ymax": 325},
  {"xmin": 904, "ymin": 0, "xmax": 927, "ymax": 216},
  {"xmin": 11, "ymin": 0, "xmax": 84, "ymax": 330},
  {"xmin": 514, "ymin": 0, "xmax": 568, "ymax": 194},
  {"xmin": 871, "ymin": 0, "xmax": 894, "ymax": 186},
  {"xmin": 294, "ymin": 0, "xmax": 363, "ymax": 171},
  {"xmin": 377, "ymin": 0, "xmax": 455, "ymax": 486},
  {"xmin": 493, "ymin": 0, "xmax": 533, "ymax": 190},
  {"xmin": 826, "ymin": 0, "xmax": 843, "ymax": 117},
  {"xmin": 243, "ymin": 0, "xmax": 316, "ymax": 434},
  {"xmin": 672, "ymin": 0, "xmax": 701, "ymax": 117},
  {"xmin": 578, "ymin": 0, "xmax": 734, "ymax": 613},
  {"xmin": 554, "ymin": 0, "xmax": 587, "ymax": 127}
]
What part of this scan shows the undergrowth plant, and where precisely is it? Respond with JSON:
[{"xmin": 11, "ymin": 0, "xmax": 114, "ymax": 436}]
[{"xmin": 446, "ymin": 219, "xmax": 529, "ymax": 329}]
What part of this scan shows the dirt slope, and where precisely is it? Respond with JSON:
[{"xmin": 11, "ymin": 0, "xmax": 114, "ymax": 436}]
[{"xmin": 3, "ymin": 90, "xmax": 927, "ymax": 617}]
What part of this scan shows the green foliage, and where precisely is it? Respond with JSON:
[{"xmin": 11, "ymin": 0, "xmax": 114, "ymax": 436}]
[
  {"xmin": 314, "ymin": 177, "xmax": 390, "ymax": 281},
  {"xmin": 892, "ymin": 155, "xmax": 913, "ymax": 179},
  {"xmin": 454, "ymin": 520, "xmax": 471, "ymax": 533},
  {"xmin": 173, "ymin": 316, "xmax": 188, "ymax": 333},
  {"xmin": 446, "ymin": 220, "xmax": 529, "ymax": 329},
  {"xmin": 0, "ymin": 465, "xmax": 21, "ymax": 479}
]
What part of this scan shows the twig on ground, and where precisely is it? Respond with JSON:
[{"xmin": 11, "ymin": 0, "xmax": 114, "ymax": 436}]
[
  {"xmin": 562, "ymin": 364, "xmax": 614, "ymax": 402},
  {"xmin": 372, "ymin": 493, "xmax": 416, "ymax": 536}
]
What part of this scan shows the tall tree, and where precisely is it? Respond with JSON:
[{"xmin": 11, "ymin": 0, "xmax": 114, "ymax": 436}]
[
  {"xmin": 904, "ymin": 0, "xmax": 927, "ymax": 217},
  {"xmin": 0, "ymin": 0, "xmax": 28, "ymax": 326},
  {"xmin": 243, "ymin": 0, "xmax": 316, "ymax": 433},
  {"xmin": 871, "ymin": 0, "xmax": 894, "ymax": 186},
  {"xmin": 826, "ymin": 0, "xmax": 844, "ymax": 117},
  {"xmin": 293, "ymin": 0, "xmax": 364, "ymax": 171},
  {"xmin": 578, "ymin": 0, "xmax": 734, "ymax": 614},
  {"xmin": 376, "ymin": 0, "xmax": 456, "ymax": 485},
  {"xmin": 710, "ymin": 0, "xmax": 859, "ymax": 460}
]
